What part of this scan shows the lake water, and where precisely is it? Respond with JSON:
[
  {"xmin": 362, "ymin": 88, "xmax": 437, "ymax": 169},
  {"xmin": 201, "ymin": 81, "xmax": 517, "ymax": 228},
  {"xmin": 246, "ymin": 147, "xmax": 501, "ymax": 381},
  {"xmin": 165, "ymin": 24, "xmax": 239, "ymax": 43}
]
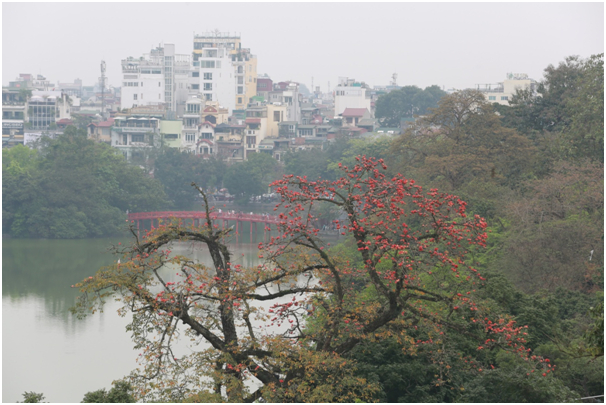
[{"xmin": 2, "ymin": 234, "xmax": 266, "ymax": 403}]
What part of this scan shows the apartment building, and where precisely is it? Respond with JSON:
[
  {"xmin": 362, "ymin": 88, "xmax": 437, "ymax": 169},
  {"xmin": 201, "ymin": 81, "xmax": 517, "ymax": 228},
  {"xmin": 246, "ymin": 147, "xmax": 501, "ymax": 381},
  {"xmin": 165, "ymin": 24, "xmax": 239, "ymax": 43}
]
[
  {"xmin": 110, "ymin": 114, "xmax": 161, "ymax": 161},
  {"xmin": 28, "ymin": 91, "xmax": 71, "ymax": 130},
  {"xmin": 191, "ymin": 32, "xmax": 257, "ymax": 113},
  {"xmin": 120, "ymin": 44, "xmax": 190, "ymax": 117}
]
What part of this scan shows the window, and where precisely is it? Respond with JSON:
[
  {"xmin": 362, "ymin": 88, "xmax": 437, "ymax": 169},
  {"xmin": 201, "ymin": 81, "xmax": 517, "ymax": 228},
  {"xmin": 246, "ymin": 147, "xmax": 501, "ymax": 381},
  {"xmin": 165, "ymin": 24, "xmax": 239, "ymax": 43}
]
[
  {"xmin": 141, "ymin": 82, "xmax": 143, "ymax": 86},
  {"xmin": 201, "ymin": 132, "xmax": 212, "ymax": 139},
  {"xmin": 192, "ymin": 84, "xmax": 199, "ymax": 90},
  {"xmin": 237, "ymin": 86, "xmax": 243, "ymax": 94},
  {"xmin": 238, "ymin": 97, "xmax": 243, "ymax": 104},
  {"xmin": 204, "ymin": 83, "xmax": 212, "ymax": 91},
  {"xmin": 238, "ymin": 77, "xmax": 244, "ymax": 84},
  {"xmin": 488, "ymin": 96, "xmax": 496, "ymax": 100},
  {"xmin": 164, "ymin": 134, "xmax": 178, "ymax": 139},
  {"xmin": 133, "ymin": 94, "xmax": 138, "ymax": 100},
  {"xmin": 132, "ymin": 134, "xmax": 144, "ymax": 143},
  {"xmin": 204, "ymin": 93, "xmax": 212, "ymax": 101},
  {"xmin": 186, "ymin": 133, "xmax": 195, "ymax": 143},
  {"xmin": 204, "ymin": 73, "xmax": 212, "ymax": 80},
  {"xmin": 249, "ymin": 76, "xmax": 252, "ymax": 83},
  {"xmin": 192, "ymin": 71, "xmax": 199, "ymax": 77},
  {"xmin": 246, "ymin": 136, "xmax": 256, "ymax": 147},
  {"xmin": 200, "ymin": 61, "xmax": 215, "ymax": 68},
  {"xmin": 299, "ymin": 128, "xmax": 313, "ymax": 136},
  {"xmin": 259, "ymin": 82, "xmax": 266, "ymax": 88},
  {"xmin": 159, "ymin": 82, "xmax": 161, "ymax": 87},
  {"xmin": 501, "ymin": 96, "xmax": 509, "ymax": 101}
]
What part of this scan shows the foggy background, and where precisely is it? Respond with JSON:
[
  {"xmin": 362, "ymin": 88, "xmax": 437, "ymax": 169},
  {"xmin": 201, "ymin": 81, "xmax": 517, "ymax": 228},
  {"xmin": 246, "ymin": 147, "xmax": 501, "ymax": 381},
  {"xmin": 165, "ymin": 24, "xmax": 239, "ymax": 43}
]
[{"xmin": 2, "ymin": 2, "xmax": 604, "ymax": 91}]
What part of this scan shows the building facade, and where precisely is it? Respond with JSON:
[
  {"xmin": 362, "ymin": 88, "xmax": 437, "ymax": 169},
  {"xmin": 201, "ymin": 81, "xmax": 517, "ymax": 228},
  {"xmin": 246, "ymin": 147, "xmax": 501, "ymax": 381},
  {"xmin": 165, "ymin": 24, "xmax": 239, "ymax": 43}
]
[
  {"xmin": 120, "ymin": 44, "xmax": 190, "ymax": 117},
  {"xmin": 478, "ymin": 73, "xmax": 538, "ymax": 105},
  {"xmin": 191, "ymin": 32, "xmax": 257, "ymax": 114},
  {"xmin": 334, "ymin": 77, "xmax": 371, "ymax": 117}
]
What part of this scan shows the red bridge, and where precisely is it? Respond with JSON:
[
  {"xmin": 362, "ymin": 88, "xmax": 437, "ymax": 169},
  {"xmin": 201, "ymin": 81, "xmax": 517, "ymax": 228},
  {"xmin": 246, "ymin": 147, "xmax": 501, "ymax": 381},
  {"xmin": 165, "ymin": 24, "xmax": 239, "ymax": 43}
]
[{"xmin": 127, "ymin": 211, "xmax": 281, "ymax": 237}]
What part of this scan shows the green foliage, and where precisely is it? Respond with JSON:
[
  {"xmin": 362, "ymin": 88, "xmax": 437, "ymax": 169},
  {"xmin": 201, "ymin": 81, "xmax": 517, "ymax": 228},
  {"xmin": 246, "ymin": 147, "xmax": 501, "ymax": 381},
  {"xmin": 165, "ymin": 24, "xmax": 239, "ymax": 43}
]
[
  {"xmin": 499, "ymin": 53, "xmax": 604, "ymax": 163},
  {"xmin": 81, "ymin": 381, "xmax": 135, "ymax": 403},
  {"xmin": 392, "ymin": 89, "xmax": 537, "ymax": 192},
  {"xmin": 375, "ymin": 85, "xmax": 447, "ymax": 127},
  {"xmin": 563, "ymin": 53, "xmax": 604, "ymax": 162},
  {"xmin": 584, "ymin": 298, "xmax": 604, "ymax": 358},
  {"xmin": 223, "ymin": 152, "xmax": 280, "ymax": 204},
  {"xmin": 2, "ymin": 126, "xmax": 168, "ymax": 238},
  {"xmin": 19, "ymin": 392, "xmax": 45, "ymax": 403},
  {"xmin": 154, "ymin": 147, "xmax": 226, "ymax": 209}
]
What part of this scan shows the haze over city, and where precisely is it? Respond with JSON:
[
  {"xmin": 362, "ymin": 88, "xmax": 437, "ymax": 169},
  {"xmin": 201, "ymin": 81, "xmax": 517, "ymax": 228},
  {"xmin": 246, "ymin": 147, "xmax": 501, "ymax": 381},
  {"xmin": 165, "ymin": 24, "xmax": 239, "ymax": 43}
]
[{"xmin": 3, "ymin": 2, "xmax": 604, "ymax": 91}]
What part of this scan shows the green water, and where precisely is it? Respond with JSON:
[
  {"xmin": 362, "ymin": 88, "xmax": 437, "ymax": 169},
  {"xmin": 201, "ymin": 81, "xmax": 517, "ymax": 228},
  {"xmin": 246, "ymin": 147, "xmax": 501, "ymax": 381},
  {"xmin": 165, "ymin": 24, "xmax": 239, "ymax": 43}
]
[{"xmin": 2, "ymin": 236, "xmax": 264, "ymax": 403}]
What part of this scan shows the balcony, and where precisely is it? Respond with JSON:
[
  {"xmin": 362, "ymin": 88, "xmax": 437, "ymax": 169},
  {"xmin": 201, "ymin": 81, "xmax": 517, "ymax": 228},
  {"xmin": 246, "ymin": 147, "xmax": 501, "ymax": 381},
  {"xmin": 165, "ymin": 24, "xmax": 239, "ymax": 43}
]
[
  {"xmin": 2, "ymin": 101, "xmax": 26, "ymax": 107},
  {"xmin": 113, "ymin": 126, "xmax": 157, "ymax": 133}
]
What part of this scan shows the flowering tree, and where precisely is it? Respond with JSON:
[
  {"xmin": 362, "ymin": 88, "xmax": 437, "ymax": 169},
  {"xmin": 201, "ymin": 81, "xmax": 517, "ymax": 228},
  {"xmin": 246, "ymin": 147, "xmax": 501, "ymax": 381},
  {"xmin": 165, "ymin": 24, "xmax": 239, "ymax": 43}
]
[{"xmin": 72, "ymin": 156, "xmax": 551, "ymax": 402}]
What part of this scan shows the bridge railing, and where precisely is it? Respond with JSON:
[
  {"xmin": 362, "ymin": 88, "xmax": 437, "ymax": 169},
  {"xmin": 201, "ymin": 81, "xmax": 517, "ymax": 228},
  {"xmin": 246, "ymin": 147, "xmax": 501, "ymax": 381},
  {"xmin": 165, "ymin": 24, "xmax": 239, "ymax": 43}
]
[{"xmin": 127, "ymin": 211, "xmax": 281, "ymax": 224}]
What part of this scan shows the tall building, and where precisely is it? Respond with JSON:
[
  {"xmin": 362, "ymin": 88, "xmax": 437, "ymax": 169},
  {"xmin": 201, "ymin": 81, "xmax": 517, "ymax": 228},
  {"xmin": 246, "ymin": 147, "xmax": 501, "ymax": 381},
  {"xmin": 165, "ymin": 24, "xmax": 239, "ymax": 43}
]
[
  {"xmin": 120, "ymin": 44, "xmax": 190, "ymax": 118},
  {"xmin": 334, "ymin": 77, "xmax": 371, "ymax": 117},
  {"xmin": 191, "ymin": 32, "xmax": 257, "ymax": 113}
]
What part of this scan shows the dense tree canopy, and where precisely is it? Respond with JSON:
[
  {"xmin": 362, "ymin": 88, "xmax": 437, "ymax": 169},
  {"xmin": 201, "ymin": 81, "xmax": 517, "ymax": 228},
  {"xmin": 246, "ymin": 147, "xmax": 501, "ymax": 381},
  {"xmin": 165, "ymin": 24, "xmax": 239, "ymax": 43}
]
[
  {"xmin": 375, "ymin": 85, "xmax": 447, "ymax": 127},
  {"xmin": 224, "ymin": 152, "xmax": 281, "ymax": 204},
  {"xmin": 2, "ymin": 127, "xmax": 168, "ymax": 238},
  {"xmin": 498, "ymin": 53, "xmax": 604, "ymax": 163},
  {"xmin": 392, "ymin": 89, "xmax": 536, "ymax": 192},
  {"xmin": 154, "ymin": 148, "xmax": 227, "ymax": 209}
]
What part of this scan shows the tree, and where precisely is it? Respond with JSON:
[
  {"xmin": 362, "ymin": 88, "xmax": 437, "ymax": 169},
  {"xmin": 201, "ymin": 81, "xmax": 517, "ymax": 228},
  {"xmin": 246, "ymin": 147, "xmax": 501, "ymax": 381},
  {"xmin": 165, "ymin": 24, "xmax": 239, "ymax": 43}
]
[
  {"xmin": 154, "ymin": 148, "xmax": 226, "ymax": 209},
  {"xmin": 499, "ymin": 160, "xmax": 603, "ymax": 293},
  {"xmin": 19, "ymin": 392, "xmax": 45, "ymax": 403},
  {"xmin": 375, "ymin": 85, "xmax": 446, "ymax": 127},
  {"xmin": 81, "ymin": 381, "xmax": 136, "ymax": 403},
  {"xmin": 391, "ymin": 89, "xmax": 536, "ymax": 192},
  {"xmin": 2, "ymin": 127, "xmax": 168, "ymax": 238},
  {"xmin": 223, "ymin": 152, "xmax": 280, "ymax": 204},
  {"xmin": 563, "ymin": 53, "xmax": 604, "ymax": 162},
  {"xmin": 497, "ymin": 54, "xmax": 604, "ymax": 163},
  {"xmin": 72, "ymin": 157, "xmax": 552, "ymax": 402}
]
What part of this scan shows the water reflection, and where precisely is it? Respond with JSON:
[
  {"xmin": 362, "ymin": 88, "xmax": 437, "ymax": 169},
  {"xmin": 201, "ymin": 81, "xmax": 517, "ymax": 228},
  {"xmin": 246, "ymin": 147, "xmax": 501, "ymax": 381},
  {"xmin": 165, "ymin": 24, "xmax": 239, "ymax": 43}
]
[{"xmin": 2, "ymin": 235, "xmax": 264, "ymax": 403}]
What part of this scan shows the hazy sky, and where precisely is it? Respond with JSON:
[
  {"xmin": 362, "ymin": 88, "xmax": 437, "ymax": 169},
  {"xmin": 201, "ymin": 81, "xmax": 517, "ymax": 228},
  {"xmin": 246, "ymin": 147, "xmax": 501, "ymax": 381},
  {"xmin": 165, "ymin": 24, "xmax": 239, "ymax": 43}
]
[{"xmin": 2, "ymin": 2, "xmax": 604, "ymax": 92}]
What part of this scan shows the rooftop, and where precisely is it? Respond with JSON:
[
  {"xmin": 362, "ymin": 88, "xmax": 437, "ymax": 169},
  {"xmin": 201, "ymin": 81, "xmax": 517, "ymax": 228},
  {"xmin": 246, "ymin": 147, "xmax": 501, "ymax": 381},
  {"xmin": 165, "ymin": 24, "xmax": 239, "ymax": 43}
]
[{"xmin": 341, "ymin": 108, "xmax": 368, "ymax": 117}]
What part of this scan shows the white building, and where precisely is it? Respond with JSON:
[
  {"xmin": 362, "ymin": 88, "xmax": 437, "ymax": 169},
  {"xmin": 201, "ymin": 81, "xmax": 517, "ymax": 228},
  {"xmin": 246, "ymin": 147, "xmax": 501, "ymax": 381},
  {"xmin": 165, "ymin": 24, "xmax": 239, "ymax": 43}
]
[
  {"xmin": 477, "ymin": 73, "xmax": 538, "ymax": 105},
  {"xmin": 334, "ymin": 77, "xmax": 371, "ymax": 117},
  {"xmin": 120, "ymin": 44, "xmax": 191, "ymax": 118},
  {"xmin": 28, "ymin": 91, "xmax": 71, "ymax": 129},
  {"xmin": 190, "ymin": 46, "xmax": 237, "ymax": 113},
  {"xmin": 191, "ymin": 33, "xmax": 258, "ymax": 114}
]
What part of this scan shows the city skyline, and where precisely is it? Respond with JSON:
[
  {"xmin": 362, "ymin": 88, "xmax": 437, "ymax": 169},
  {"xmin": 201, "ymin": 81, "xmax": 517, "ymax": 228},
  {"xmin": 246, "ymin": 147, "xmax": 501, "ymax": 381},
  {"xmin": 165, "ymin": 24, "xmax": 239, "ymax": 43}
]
[{"xmin": 3, "ymin": 2, "xmax": 604, "ymax": 92}]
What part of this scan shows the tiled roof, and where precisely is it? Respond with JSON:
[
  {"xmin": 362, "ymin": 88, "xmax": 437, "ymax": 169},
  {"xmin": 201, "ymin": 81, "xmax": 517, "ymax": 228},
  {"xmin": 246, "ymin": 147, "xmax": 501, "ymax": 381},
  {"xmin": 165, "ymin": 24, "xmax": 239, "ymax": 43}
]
[
  {"xmin": 341, "ymin": 108, "xmax": 367, "ymax": 117},
  {"xmin": 245, "ymin": 118, "xmax": 261, "ymax": 124},
  {"xmin": 97, "ymin": 118, "xmax": 115, "ymax": 127}
]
